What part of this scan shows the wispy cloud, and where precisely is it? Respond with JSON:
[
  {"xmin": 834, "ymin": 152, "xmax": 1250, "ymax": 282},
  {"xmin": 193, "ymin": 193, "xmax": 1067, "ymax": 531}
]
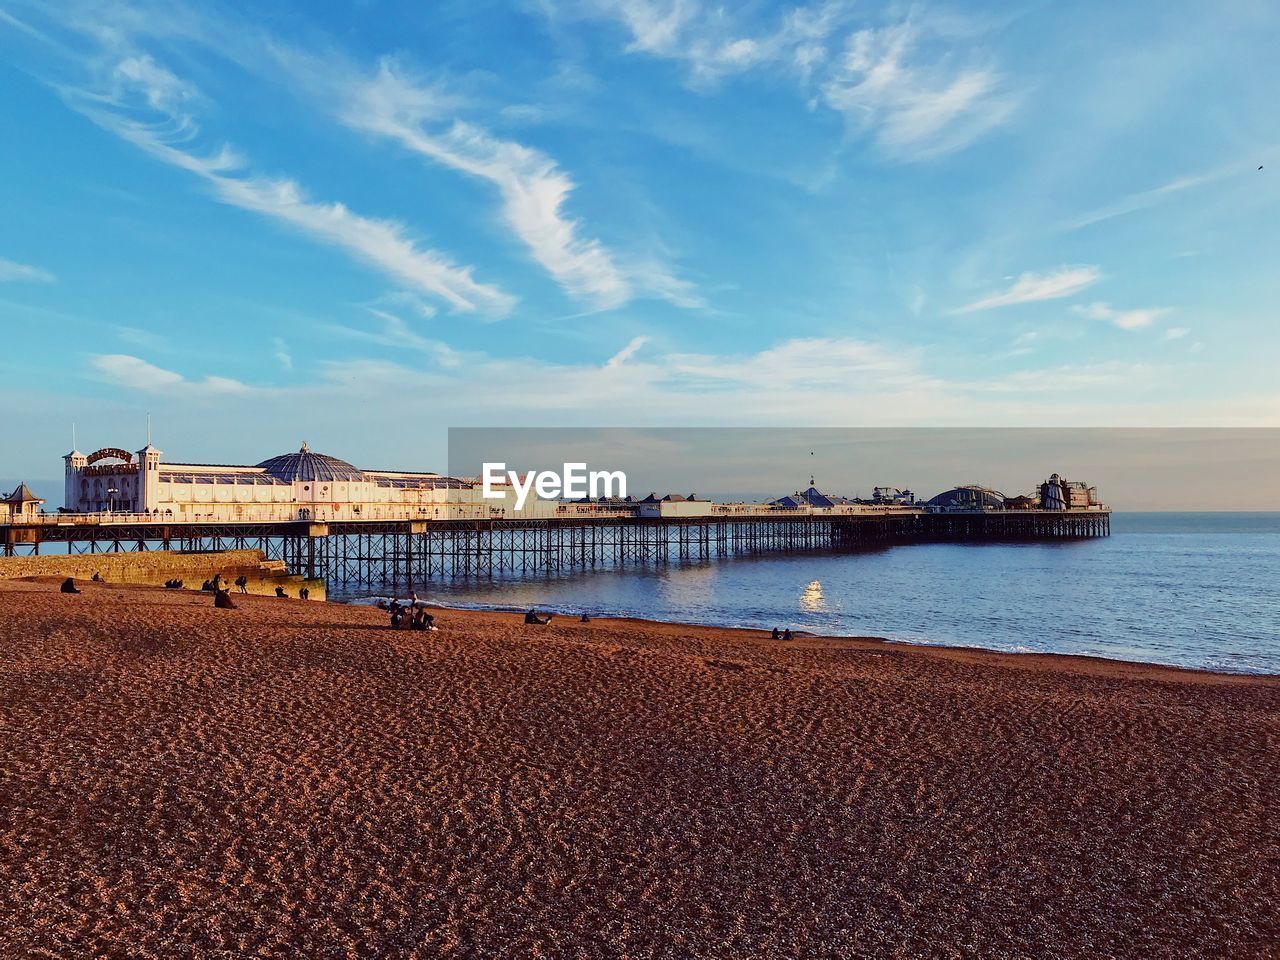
[
  {"xmin": 1062, "ymin": 157, "xmax": 1270, "ymax": 231},
  {"xmin": 86, "ymin": 328, "xmax": 1200, "ymax": 428},
  {"xmin": 42, "ymin": 42, "xmax": 514, "ymax": 316},
  {"xmin": 972, "ymin": 361, "xmax": 1157, "ymax": 394},
  {"xmin": 91, "ymin": 354, "xmax": 251, "ymax": 393},
  {"xmin": 0, "ymin": 257, "xmax": 56, "ymax": 283},
  {"xmin": 566, "ymin": 0, "xmax": 847, "ymax": 85},
  {"xmin": 1163, "ymin": 326, "xmax": 1190, "ymax": 341},
  {"xmin": 272, "ymin": 336, "xmax": 293, "ymax": 370},
  {"xmin": 1072, "ymin": 301, "xmax": 1170, "ymax": 331},
  {"xmin": 956, "ymin": 265, "xmax": 1101, "ymax": 313},
  {"xmin": 325, "ymin": 305, "xmax": 462, "ymax": 368},
  {"xmin": 666, "ymin": 337, "xmax": 939, "ymax": 391},
  {"xmin": 9, "ymin": 2, "xmax": 702, "ymax": 314},
  {"xmin": 283, "ymin": 54, "xmax": 697, "ymax": 311},
  {"xmin": 115, "ymin": 325, "xmax": 170, "ymax": 352},
  {"xmin": 354, "ymin": 98, "xmax": 628, "ymax": 307},
  {"xmin": 364, "ymin": 290, "xmax": 439, "ymax": 320},
  {"xmin": 605, "ymin": 335, "xmax": 648, "ymax": 368},
  {"xmin": 554, "ymin": 2, "xmax": 1019, "ymax": 159},
  {"xmin": 820, "ymin": 23, "xmax": 1018, "ymax": 160}
]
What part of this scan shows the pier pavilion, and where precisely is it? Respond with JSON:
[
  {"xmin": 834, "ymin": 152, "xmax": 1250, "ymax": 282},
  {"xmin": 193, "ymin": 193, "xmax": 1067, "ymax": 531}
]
[{"xmin": 61, "ymin": 441, "xmax": 540, "ymax": 522}]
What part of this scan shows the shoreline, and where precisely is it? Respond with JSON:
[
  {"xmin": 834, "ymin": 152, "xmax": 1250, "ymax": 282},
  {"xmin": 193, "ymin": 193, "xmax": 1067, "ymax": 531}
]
[
  {"xmin": 338, "ymin": 592, "xmax": 1280, "ymax": 683},
  {"xmin": 9, "ymin": 571, "xmax": 1271, "ymax": 680}
]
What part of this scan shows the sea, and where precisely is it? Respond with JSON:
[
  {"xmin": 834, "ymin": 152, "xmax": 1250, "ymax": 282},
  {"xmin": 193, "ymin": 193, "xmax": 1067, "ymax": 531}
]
[{"xmin": 339, "ymin": 513, "xmax": 1280, "ymax": 675}]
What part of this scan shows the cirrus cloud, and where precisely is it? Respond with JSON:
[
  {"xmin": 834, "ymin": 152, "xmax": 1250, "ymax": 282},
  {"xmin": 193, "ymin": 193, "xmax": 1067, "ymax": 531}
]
[
  {"xmin": 1072, "ymin": 301, "xmax": 1171, "ymax": 331},
  {"xmin": 91, "ymin": 354, "xmax": 251, "ymax": 393},
  {"xmin": 0, "ymin": 257, "xmax": 56, "ymax": 283},
  {"xmin": 956, "ymin": 266, "xmax": 1101, "ymax": 313}
]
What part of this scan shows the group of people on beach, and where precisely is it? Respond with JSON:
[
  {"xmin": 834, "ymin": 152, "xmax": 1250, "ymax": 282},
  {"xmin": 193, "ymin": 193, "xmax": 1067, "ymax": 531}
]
[
  {"xmin": 195, "ymin": 574, "xmax": 308, "ymax": 605},
  {"xmin": 771, "ymin": 627, "xmax": 794, "ymax": 641},
  {"xmin": 387, "ymin": 597, "xmax": 436, "ymax": 631},
  {"xmin": 524, "ymin": 610, "xmax": 593, "ymax": 625}
]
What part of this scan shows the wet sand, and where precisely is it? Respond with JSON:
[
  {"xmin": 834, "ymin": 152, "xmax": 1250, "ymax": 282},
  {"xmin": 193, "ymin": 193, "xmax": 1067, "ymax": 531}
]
[{"xmin": 2, "ymin": 579, "xmax": 1277, "ymax": 958}]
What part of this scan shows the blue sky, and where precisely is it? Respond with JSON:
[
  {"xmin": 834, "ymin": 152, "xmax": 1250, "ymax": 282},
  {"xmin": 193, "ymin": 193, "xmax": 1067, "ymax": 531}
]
[{"xmin": 1, "ymin": 0, "xmax": 1278, "ymax": 479}]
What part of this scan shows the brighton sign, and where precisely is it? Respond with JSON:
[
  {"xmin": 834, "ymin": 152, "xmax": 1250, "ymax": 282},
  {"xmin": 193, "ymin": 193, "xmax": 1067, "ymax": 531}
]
[{"xmin": 86, "ymin": 448, "xmax": 134, "ymax": 465}]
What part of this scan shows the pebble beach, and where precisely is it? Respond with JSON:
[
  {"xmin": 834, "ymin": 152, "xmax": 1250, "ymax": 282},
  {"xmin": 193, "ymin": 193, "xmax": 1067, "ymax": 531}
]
[{"xmin": 2, "ymin": 578, "xmax": 1277, "ymax": 957}]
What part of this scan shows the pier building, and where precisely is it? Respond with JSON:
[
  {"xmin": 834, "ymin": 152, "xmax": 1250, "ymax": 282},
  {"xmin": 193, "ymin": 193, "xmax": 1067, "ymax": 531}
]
[
  {"xmin": 0, "ymin": 484, "xmax": 44, "ymax": 522},
  {"xmin": 1039, "ymin": 474, "xmax": 1101, "ymax": 511},
  {"xmin": 924, "ymin": 486, "xmax": 1008, "ymax": 512},
  {"xmin": 61, "ymin": 442, "xmax": 539, "ymax": 521}
]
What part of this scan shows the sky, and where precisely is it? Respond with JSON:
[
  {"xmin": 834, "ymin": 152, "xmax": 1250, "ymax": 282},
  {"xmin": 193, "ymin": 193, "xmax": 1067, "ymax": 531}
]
[{"xmin": 1, "ymin": 0, "xmax": 1279, "ymax": 485}]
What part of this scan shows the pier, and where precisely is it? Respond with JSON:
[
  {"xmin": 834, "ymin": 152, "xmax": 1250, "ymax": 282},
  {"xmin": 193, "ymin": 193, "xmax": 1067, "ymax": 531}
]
[{"xmin": 2, "ymin": 509, "xmax": 1110, "ymax": 590}]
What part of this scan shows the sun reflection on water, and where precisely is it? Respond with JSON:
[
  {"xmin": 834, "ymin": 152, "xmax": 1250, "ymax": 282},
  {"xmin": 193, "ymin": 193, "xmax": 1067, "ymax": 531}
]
[{"xmin": 800, "ymin": 579, "xmax": 825, "ymax": 612}]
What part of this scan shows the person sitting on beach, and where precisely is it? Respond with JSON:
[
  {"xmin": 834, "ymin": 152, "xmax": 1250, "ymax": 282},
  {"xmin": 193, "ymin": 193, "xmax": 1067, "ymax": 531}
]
[
  {"xmin": 781, "ymin": 628, "xmax": 793, "ymax": 641},
  {"xmin": 771, "ymin": 627, "xmax": 781, "ymax": 640},
  {"xmin": 91, "ymin": 571, "xmax": 103, "ymax": 583},
  {"xmin": 411, "ymin": 607, "xmax": 435, "ymax": 631},
  {"xmin": 580, "ymin": 613, "xmax": 591, "ymax": 623},
  {"xmin": 300, "ymin": 587, "xmax": 310, "ymax": 601},
  {"xmin": 213, "ymin": 588, "xmax": 237, "ymax": 610},
  {"xmin": 524, "ymin": 609, "xmax": 552, "ymax": 625},
  {"xmin": 275, "ymin": 586, "xmax": 288, "ymax": 599},
  {"xmin": 200, "ymin": 580, "xmax": 213, "ymax": 592},
  {"xmin": 60, "ymin": 577, "xmax": 80, "ymax": 594},
  {"xmin": 234, "ymin": 575, "xmax": 248, "ymax": 594}
]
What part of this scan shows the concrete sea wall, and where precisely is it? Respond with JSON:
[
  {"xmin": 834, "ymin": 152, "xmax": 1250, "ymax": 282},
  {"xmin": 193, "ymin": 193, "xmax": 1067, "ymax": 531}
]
[{"xmin": 0, "ymin": 549, "xmax": 325, "ymax": 600}]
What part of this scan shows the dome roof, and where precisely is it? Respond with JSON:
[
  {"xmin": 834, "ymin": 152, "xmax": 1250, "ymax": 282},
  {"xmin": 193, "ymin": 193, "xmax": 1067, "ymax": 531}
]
[
  {"xmin": 926, "ymin": 485, "xmax": 1006, "ymax": 509},
  {"xmin": 257, "ymin": 444, "xmax": 367, "ymax": 483}
]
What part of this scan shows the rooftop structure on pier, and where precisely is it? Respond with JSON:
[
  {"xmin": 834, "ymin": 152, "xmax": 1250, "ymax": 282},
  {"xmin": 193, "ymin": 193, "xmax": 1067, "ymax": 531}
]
[
  {"xmin": 925, "ymin": 486, "xmax": 1007, "ymax": 512},
  {"xmin": 0, "ymin": 483, "xmax": 44, "ymax": 522}
]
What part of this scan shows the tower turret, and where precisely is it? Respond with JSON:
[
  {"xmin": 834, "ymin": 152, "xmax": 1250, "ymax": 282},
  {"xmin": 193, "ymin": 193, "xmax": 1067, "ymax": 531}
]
[
  {"xmin": 63, "ymin": 449, "xmax": 86, "ymax": 511},
  {"xmin": 136, "ymin": 443, "xmax": 162, "ymax": 514}
]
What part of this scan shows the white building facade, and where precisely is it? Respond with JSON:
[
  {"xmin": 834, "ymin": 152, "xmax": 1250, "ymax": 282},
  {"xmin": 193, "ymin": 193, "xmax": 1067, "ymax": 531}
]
[{"xmin": 62, "ymin": 442, "xmax": 543, "ymax": 521}]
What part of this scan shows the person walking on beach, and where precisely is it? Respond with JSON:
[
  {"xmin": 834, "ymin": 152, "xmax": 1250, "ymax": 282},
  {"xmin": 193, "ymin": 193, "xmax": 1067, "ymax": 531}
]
[{"xmin": 235, "ymin": 575, "xmax": 248, "ymax": 594}]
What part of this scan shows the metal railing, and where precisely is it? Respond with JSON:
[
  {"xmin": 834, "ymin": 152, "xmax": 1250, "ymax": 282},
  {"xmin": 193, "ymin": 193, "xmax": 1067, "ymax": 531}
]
[{"xmin": 5, "ymin": 501, "xmax": 1108, "ymax": 528}]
